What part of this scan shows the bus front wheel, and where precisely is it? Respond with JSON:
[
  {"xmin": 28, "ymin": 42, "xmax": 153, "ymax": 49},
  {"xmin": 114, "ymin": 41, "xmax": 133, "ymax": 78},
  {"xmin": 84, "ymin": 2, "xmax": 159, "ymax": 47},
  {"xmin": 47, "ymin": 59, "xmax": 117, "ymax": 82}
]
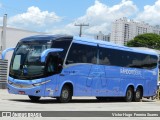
[
  {"xmin": 57, "ymin": 85, "xmax": 72, "ymax": 103},
  {"xmin": 28, "ymin": 96, "xmax": 41, "ymax": 102},
  {"xmin": 125, "ymin": 87, "xmax": 133, "ymax": 102}
]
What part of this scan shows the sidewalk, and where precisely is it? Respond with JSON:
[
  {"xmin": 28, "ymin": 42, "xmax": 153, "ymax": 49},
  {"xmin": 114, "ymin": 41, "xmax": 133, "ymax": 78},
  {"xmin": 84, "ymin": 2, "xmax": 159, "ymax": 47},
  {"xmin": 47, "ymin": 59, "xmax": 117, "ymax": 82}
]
[{"xmin": 0, "ymin": 89, "xmax": 28, "ymax": 100}]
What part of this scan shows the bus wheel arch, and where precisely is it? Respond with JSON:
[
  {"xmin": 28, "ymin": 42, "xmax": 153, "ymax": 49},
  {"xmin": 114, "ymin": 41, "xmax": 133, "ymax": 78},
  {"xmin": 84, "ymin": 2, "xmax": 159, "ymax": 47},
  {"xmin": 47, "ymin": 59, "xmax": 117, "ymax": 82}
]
[
  {"xmin": 125, "ymin": 85, "xmax": 134, "ymax": 102},
  {"xmin": 134, "ymin": 85, "xmax": 143, "ymax": 102},
  {"xmin": 57, "ymin": 82, "xmax": 73, "ymax": 103}
]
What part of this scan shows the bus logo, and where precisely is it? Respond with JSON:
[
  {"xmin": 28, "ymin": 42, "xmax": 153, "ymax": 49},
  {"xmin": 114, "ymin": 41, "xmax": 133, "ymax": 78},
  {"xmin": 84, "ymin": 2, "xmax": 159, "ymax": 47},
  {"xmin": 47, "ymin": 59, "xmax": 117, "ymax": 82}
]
[{"xmin": 120, "ymin": 68, "xmax": 141, "ymax": 75}]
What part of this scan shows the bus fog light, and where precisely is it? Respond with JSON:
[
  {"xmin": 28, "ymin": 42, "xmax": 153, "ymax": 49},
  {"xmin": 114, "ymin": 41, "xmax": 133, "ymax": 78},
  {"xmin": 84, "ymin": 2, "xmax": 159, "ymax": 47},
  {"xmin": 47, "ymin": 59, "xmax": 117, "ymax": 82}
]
[{"xmin": 36, "ymin": 90, "xmax": 40, "ymax": 93}]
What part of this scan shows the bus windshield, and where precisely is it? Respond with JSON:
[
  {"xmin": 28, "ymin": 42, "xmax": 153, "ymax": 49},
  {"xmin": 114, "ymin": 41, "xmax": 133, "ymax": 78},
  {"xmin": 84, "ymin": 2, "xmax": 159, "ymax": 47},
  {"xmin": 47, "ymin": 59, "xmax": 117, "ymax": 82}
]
[{"xmin": 9, "ymin": 40, "xmax": 51, "ymax": 79}]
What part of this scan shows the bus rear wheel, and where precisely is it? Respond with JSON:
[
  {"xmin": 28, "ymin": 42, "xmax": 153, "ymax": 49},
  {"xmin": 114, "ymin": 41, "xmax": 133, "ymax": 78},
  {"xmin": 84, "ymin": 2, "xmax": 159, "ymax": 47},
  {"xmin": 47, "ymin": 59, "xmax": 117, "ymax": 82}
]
[
  {"xmin": 124, "ymin": 87, "xmax": 133, "ymax": 102},
  {"xmin": 57, "ymin": 85, "xmax": 72, "ymax": 103},
  {"xmin": 134, "ymin": 88, "xmax": 142, "ymax": 102},
  {"xmin": 28, "ymin": 96, "xmax": 41, "ymax": 102}
]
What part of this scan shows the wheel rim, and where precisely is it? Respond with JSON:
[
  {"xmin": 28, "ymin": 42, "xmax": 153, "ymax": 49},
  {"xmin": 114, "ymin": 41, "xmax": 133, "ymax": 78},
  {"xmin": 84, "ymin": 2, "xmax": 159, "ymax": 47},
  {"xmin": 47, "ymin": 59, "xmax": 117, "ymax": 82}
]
[
  {"xmin": 136, "ymin": 90, "xmax": 141, "ymax": 98},
  {"xmin": 127, "ymin": 90, "xmax": 132, "ymax": 100},
  {"xmin": 62, "ymin": 89, "xmax": 69, "ymax": 99}
]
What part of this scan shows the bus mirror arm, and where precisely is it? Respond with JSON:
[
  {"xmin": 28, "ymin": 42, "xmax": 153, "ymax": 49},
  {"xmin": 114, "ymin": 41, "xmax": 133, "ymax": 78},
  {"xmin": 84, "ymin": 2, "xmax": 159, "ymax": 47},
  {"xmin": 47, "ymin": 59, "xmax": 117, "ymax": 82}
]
[
  {"xmin": 41, "ymin": 48, "xmax": 63, "ymax": 63},
  {"xmin": 1, "ymin": 47, "xmax": 15, "ymax": 60}
]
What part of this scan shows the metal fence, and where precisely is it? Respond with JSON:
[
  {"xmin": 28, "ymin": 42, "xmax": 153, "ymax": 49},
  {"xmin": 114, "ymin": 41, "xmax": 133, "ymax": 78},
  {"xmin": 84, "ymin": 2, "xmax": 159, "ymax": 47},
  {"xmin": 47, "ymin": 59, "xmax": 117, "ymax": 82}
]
[{"xmin": 0, "ymin": 59, "xmax": 8, "ymax": 89}]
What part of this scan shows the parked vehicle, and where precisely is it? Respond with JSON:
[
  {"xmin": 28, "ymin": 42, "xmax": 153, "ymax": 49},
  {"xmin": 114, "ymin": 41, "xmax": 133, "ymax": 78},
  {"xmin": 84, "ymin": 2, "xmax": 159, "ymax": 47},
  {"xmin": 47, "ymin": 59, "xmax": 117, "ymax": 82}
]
[{"xmin": 2, "ymin": 35, "xmax": 159, "ymax": 103}]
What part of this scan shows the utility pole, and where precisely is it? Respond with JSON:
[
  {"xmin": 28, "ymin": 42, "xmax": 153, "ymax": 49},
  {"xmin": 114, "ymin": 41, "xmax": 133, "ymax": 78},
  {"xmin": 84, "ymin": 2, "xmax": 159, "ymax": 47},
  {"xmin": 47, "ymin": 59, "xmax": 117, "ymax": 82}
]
[
  {"xmin": 0, "ymin": 14, "xmax": 7, "ymax": 89},
  {"xmin": 75, "ymin": 23, "xmax": 89, "ymax": 37},
  {"xmin": 1, "ymin": 14, "xmax": 7, "ymax": 51}
]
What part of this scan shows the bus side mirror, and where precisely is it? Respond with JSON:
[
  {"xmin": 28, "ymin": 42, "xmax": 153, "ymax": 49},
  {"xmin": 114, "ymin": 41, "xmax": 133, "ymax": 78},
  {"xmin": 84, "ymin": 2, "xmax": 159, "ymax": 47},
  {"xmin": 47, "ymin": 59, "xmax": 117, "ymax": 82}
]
[
  {"xmin": 1, "ymin": 47, "xmax": 15, "ymax": 60},
  {"xmin": 41, "ymin": 48, "xmax": 63, "ymax": 63}
]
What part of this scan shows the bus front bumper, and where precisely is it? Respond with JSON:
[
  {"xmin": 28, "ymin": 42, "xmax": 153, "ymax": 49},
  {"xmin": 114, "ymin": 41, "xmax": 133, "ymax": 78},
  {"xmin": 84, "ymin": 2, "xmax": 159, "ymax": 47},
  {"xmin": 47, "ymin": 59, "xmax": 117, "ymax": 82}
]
[{"xmin": 7, "ymin": 83, "xmax": 45, "ymax": 97}]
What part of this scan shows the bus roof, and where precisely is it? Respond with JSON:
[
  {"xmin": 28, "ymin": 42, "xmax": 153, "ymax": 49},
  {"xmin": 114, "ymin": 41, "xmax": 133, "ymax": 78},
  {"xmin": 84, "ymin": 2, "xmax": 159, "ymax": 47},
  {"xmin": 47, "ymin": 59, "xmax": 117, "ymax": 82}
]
[
  {"xmin": 20, "ymin": 35, "xmax": 72, "ymax": 42},
  {"xmin": 19, "ymin": 35, "xmax": 158, "ymax": 56},
  {"xmin": 73, "ymin": 36, "xmax": 158, "ymax": 56}
]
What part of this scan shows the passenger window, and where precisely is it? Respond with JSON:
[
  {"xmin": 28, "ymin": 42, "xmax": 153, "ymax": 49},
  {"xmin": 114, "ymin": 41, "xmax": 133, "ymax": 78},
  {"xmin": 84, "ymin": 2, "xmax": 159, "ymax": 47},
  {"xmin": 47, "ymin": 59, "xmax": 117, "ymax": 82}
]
[
  {"xmin": 46, "ymin": 54, "xmax": 63, "ymax": 76},
  {"xmin": 66, "ymin": 43, "xmax": 97, "ymax": 64},
  {"xmin": 99, "ymin": 47, "xmax": 158, "ymax": 69},
  {"xmin": 52, "ymin": 39, "xmax": 72, "ymax": 61},
  {"xmin": 99, "ymin": 47, "xmax": 111, "ymax": 65}
]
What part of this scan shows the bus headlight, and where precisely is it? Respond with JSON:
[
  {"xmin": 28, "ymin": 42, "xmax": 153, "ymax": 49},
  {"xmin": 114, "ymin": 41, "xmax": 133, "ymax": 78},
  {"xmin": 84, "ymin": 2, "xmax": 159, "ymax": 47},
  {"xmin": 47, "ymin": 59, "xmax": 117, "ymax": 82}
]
[
  {"xmin": 32, "ymin": 80, "xmax": 51, "ymax": 86},
  {"xmin": 8, "ymin": 80, "xmax": 13, "ymax": 85}
]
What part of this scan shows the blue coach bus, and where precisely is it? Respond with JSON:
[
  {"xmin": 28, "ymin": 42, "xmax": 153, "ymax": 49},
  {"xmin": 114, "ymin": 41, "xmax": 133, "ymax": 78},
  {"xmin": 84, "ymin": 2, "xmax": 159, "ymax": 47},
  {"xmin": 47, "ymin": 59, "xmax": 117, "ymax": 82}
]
[{"xmin": 2, "ymin": 35, "xmax": 159, "ymax": 103}]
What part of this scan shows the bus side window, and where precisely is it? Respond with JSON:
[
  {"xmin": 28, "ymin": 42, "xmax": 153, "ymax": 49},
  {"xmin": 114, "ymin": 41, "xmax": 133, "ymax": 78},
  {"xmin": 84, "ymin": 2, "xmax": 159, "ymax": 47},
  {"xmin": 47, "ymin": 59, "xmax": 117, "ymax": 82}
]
[
  {"xmin": 99, "ymin": 47, "xmax": 110, "ymax": 65},
  {"xmin": 102, "ymin": 57, "xmax": 110, "ymax": 65},
  {"xmin": 91, "ymin": 56, "xmax": 97, "ymax": 64},
  {"xmin": 47, "ymin": 56, "xmax": 55, "ymax": 74},
  {"xmin": 66, "ymin": 43, "xmax": 97, "ymax": 65},
  {"xmin": 46, "ymin": 54, "xmax": 63, "ymax": 76},
  {"xmin": 52, "ymin": 39, "xmax": 72, "ymax": 61}
]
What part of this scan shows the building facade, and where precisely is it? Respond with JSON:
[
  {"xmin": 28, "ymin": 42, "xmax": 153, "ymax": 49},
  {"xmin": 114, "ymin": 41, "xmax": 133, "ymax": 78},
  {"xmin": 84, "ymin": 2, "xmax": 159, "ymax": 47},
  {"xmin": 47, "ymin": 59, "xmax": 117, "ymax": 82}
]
[
  {"xmin": 94, "ymin": 31, "xmax": 110, "ymax": 42},
  {"xmin": 110, "ymin": 17, "xmax": 160, "ymax": 45}
]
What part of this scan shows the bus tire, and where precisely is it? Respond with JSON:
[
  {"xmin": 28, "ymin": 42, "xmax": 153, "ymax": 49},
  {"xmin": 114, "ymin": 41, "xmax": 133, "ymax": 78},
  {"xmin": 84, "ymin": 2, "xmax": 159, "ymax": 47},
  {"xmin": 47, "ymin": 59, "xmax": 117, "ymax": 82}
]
[
  {"xmin": 57, "ymin": 85, "xmax": 72, "ymax": 103},
  {"xmin": 28, "ymin": 96, "xmax": 41, "ymax": 102},
  {"xmin": 134, "ymin": 88, "xmax": 142, "ymax": 102},
  {"xmin": 124, "ymin": 87, "xmax": 133, "ymax": 102}
]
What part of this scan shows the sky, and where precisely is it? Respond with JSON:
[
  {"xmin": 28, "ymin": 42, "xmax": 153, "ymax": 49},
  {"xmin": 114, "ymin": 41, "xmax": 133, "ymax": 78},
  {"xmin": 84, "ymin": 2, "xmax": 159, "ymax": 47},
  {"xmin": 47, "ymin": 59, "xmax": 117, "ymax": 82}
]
[{"xmin": 0, "ymin": 0, "xmax": 159, "ymax": 37}]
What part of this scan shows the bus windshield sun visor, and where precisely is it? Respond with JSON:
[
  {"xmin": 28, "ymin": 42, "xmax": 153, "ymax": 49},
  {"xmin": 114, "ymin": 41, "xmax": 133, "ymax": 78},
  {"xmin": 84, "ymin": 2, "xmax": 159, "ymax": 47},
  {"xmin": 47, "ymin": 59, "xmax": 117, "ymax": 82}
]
[{"xmin": 41, "ymin": 48, "xmax": 63, "ymax": 62}]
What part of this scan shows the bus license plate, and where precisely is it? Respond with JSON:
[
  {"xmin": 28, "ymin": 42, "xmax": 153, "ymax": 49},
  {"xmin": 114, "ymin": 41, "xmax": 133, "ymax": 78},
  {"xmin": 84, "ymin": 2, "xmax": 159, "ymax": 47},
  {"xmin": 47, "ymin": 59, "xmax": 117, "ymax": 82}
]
[{"xmin": 19, "ymin": 91, "xmax": 25, "ymax": 95}]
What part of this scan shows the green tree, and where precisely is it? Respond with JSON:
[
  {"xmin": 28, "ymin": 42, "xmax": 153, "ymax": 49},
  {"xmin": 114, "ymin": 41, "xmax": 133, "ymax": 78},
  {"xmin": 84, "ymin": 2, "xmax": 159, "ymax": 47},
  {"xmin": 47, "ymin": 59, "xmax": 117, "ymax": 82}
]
[{"xmin": 126, "ymin": 33, "xmax": 160, "ymax": 50}]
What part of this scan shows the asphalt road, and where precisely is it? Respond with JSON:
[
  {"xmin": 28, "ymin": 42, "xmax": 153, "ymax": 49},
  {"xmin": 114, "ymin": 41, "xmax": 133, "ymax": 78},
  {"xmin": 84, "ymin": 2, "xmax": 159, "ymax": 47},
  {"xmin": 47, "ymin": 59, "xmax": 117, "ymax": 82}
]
[{"xmin": 0, "ymin": 89, "xmax": 160, "ymax": 120}]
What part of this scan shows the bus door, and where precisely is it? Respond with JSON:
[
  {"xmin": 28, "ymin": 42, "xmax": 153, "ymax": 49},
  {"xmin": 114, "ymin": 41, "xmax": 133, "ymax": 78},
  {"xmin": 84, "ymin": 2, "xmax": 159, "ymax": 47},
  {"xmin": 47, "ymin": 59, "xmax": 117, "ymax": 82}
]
[
  {"xmin": 44, "ymin": 53, "xmax": 63, "ymax": 97},
  {"xmin": 88, "ymin": 65, "xmax": 106, "ymax": 96}
]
